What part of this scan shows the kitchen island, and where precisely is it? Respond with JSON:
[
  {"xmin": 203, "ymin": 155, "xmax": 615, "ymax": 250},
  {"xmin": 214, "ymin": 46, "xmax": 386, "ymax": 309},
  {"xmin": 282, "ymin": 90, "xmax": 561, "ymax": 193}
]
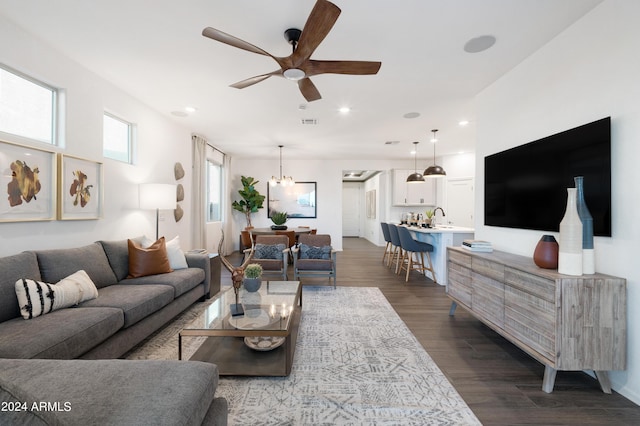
[{"xmin": 406, "ymin": 225, "xmax": 474, "ymax": 285}]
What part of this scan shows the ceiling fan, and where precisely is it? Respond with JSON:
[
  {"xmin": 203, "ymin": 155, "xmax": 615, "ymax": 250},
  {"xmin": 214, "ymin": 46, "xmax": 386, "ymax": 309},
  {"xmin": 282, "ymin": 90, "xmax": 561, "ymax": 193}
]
[{"xmin": 202, "ymin": 0, "xmax": 381, "ymax": 102}]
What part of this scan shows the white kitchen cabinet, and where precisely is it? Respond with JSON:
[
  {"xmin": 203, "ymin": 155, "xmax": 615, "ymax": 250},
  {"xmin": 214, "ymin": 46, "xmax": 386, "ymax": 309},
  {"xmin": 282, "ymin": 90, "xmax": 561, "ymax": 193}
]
[{"xmin": 391, "ymin": 169, "xmax": 435, "ymax": 206}]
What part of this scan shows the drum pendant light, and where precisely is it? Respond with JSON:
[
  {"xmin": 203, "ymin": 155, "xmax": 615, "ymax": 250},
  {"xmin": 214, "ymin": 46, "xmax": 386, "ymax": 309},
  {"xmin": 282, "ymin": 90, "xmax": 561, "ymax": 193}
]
[
  {"xmin": 406, "ymin": 141, "xmax": 425, "ymax": 183},
  {"xmin": 424, "ymin": 129, "xmax": 446, "ymax": 178}
]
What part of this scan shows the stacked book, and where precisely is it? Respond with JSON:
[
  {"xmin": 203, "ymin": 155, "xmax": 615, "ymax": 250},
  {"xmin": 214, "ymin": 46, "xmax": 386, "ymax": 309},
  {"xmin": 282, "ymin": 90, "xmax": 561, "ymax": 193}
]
[{"xmin": 462, "ymin": 239, "xmax": 493, "ymax": 252}]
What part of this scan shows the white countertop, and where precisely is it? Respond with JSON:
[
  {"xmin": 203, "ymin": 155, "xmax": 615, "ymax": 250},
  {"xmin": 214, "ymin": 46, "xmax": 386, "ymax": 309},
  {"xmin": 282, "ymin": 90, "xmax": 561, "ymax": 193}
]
[{"xmin": 402, "ymin": 224, "xmax": 475, "ymax": 234}]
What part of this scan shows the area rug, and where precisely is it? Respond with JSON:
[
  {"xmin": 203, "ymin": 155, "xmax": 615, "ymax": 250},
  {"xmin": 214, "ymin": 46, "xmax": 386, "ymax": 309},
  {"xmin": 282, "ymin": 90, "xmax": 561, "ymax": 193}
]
[{"xmin": 127, "ymin": 286, "xmax": 481, "ymax": 425}]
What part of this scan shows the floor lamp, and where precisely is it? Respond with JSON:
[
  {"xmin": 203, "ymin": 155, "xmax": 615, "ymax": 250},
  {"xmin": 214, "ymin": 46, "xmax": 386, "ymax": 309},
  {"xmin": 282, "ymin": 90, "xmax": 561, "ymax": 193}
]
[{"xmin": 139, "ymin": 183, "xmax": 176, "ymax": 240}]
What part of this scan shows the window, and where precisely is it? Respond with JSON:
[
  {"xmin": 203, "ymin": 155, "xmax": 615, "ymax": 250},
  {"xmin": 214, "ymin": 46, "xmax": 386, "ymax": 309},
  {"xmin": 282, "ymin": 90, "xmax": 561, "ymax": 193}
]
[
  {"xmin": 207, "ymin": 159, "xmax": 223, "ymax": 222},
  {"xmin": 0, "ymin": 65, "xmax": 57, "ymax": 144},
  {"xmin": 103, "ymin": 112, "xmax": 133, "ymax": 163}
]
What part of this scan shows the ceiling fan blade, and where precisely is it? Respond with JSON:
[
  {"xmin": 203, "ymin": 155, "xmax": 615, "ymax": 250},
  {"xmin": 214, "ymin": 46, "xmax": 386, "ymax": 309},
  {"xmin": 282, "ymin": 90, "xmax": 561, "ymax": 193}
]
[
  {"xmin": 298, "ymin": 78, "xmax": 322, "ymax": 102},
  {"xmin": 306, "ymin": 60, "xmax": 381, "ymax": 76},
  {"xmin": 230, "ymin": 70, "xmax": 282, "ymax": 89},
  {"xmin": 291, "ymin": 0, "xmax": 341, "ymax": 66},
  {"xmin": 202, "ymin": 27, "xmax": 273, "ymax": 58}
]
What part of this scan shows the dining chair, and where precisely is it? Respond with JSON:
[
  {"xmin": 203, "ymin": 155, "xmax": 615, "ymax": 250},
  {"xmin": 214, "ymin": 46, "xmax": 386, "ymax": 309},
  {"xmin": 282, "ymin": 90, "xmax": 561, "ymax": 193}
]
[
  {"xmin": 276, "ymin": 229, "xmax": 297, "ymax": 263},
  {"xmin": 240, "ymin": 230, "xmax": 255, "ymax": 262},
  {"xmin": 396, "ymin": 226, "xmax": 437, "ymax": 283}
]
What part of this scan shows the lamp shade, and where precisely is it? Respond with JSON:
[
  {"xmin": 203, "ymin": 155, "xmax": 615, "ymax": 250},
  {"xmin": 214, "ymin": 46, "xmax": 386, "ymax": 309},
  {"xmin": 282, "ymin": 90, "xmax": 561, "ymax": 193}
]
[{"xmin": 139, "ymin": 184, "xmax": 176, "ymax": 210}]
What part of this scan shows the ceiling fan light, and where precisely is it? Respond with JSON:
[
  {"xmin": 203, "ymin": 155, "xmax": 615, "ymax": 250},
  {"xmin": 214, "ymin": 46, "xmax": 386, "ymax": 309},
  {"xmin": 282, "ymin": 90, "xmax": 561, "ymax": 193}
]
[{"xmin": 283, "ymin": 68, "xmax": 306, "ymax": 81}]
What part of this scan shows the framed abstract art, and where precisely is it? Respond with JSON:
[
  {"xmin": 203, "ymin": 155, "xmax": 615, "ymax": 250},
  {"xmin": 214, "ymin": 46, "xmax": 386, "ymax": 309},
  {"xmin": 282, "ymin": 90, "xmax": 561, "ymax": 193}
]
[
  {"xmin": 0, "ymin": 140, "xmax": 57, "ymax": 222},
  {"xmin": 57, "ymin": 154, "xmax": 103, "ymax": 220}
]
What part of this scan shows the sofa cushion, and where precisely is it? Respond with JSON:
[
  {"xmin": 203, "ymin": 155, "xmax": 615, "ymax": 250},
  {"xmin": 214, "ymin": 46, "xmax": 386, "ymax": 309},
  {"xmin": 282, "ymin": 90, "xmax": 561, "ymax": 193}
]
[
  {"xmin": 99, "ymin": 239, "xmax": 132, "ymax": 281},
  {"xmin": 79, "ymin": 284, "xmax": 174, "ymax": 328},
  {"xmin": 35, "ymin": 243, "xmax": 118, "ymax": 288},
  {"xmin": 253, "ymin": 258, "xmax": 284, "ymax": 271},
  {"xmin": 15, "ymin": 270, "xmax": 99, "ymax": 319},
  {"xmin": 255, "ymin": 243, "xmax": 286, "ymax": 260},
  {"xmin": 135, "ymin": 235, "xmax": 190, "ymax": 269},
  {"xmin": 0, "ymin": 359, "xmax": 221, "ymax": 426},
  {"xmin": 299, "ymin": 244, "xmax": 332, "ymax": 260},
  {"xmin": 0, "ymin": 307, "xmax": 123, "ymax": 359},
  {"xmin": 0, "ymin": 251, "xmax": 41, "ymax": 323},
  {"xmin": 127, "ymin": 238, "xmax": 173, "ymax": 278},
  {"xmin": 296, "ymin": 259, "xmax": 334, "ymax": 270},
  {"xmin": 122, "ymin": 268, "xmax": 205, "ymax": 298}
]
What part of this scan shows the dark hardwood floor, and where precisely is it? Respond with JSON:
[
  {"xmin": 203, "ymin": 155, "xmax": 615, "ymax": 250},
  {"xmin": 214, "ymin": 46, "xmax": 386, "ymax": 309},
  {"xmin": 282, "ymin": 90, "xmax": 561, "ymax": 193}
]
[{"xmin": 225, "ymin": 237, "xmax": 640, "ymax": 425}]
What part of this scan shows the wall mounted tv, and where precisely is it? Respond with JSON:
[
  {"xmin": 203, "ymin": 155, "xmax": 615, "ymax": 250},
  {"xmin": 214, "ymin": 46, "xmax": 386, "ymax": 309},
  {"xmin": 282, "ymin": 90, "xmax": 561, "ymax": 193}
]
[{"xmin": 484, "ymin": 117, "xmax": 611, "ymax": 236}]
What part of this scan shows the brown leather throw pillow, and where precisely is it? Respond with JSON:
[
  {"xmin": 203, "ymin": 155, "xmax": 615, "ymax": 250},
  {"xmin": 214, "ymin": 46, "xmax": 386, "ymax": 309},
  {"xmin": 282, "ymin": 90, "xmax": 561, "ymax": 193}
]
[{"xmin": 127, "ymin": 237, "xmax": 173, "ymax": 278}]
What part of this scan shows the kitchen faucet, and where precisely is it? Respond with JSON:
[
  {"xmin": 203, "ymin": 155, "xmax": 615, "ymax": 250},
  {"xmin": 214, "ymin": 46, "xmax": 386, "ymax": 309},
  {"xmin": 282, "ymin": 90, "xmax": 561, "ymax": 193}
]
[{"xmin": 433, "ymin": 207, "xmax": 446, "ymax": 225}]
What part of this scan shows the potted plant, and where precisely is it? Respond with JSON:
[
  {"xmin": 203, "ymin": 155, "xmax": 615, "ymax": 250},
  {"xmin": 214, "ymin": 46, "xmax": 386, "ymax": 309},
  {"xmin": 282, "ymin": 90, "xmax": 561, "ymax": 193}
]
[
  {"xmin": 243, "ymin": 263, "xmax": 263, "ymax": 292},
  {"xmin": 232, "ymin": 176, "xmax": 265, "ymax": 229},
  {"xmin": 425, "ymin": 209, "xmax": 435, "ymax": 228},
  {"xmin": 270, "ymin": 211, "xmax": 288, "ymax": 230}
]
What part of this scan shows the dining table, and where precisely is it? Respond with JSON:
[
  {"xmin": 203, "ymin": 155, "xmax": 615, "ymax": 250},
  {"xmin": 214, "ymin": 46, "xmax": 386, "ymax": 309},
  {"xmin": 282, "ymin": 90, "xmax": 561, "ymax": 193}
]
[
  {"xmin": 240, "ymin": 227, "xmax": 314, "ymax": 250},
  {"xmin": 248, "ymin": 227, "xmax": 314, "ymax": 236}
]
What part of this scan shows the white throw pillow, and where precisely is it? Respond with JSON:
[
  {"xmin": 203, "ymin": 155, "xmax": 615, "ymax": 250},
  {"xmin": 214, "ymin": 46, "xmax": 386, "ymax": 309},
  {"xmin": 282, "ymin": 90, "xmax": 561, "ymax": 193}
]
[
  {"xmin": 134, "ymin": 235, "xmax": 188, "ymax": 270},
  {"xmin": 15, "ymin": 270, "xmax": 99, "ymax": 320},
  {"xmin": 165, "ymin": 235, "xmax": 189, "ymax": 270}
]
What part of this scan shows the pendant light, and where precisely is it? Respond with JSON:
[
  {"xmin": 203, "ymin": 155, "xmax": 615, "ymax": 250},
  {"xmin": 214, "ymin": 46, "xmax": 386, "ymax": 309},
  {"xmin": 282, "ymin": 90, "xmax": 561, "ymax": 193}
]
[
  {"xmin": 270, "ymin": 145, "xmax": 295, "ymax": 187},
  {"xmin": 424, "ymin": 129, "xmax": 446, "ymax": 178},
  {"xmin": 406, "ymin": 141, "xmax": 425, "ymax": 183}
]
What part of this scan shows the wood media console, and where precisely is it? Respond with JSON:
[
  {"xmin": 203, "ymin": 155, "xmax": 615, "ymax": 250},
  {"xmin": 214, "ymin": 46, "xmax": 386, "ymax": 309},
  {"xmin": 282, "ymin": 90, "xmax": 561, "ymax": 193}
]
[{"xmin": 446, "ymin": 246, "xmax": 626, "ymax": 393}]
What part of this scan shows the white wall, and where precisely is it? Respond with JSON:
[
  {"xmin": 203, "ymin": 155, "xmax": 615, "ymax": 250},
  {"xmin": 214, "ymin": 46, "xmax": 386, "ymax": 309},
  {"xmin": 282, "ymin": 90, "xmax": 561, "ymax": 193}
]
[
  {"xmin": 474, "ymin": 0, "xmax": 640, "ymax": 403},
  {"xmin": 0, "ymin": 15, "xmax": 194, "ymax": 256}
]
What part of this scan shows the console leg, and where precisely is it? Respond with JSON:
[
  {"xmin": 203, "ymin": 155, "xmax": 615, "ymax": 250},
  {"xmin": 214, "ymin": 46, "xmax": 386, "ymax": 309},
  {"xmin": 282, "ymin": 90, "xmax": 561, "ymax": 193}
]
[
  {"xmin": 449, "ymin": 301, "xmax": 458, "ymax": 316},
  {"xmin": 594, "ymin": 370, "xmax": 612, "ymax": 394},
  {"xmin": 542, "ymin": 365, "xmax": 557, "ymax": 393}
]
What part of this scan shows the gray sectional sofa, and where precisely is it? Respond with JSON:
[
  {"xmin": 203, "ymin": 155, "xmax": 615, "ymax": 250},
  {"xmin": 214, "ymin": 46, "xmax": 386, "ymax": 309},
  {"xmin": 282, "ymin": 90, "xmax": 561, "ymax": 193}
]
[{"xmin": 0, "ymin": 239, "xmax": 228, "ymax": 425}]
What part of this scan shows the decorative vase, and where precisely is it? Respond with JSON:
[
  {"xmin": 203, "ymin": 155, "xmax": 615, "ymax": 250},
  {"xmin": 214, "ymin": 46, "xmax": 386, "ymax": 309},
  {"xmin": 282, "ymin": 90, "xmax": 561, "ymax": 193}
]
[
  {"xmin": 574, "ymin": 176, "xmax": 595, "ymax": 274},
  {"xmin": 270, "ymin": 225, "xmax": 288, "ymax": 230},
  {"xmin": 243, "ymin": 277, "xmax": 261, "ymax": 292},
  {"xmin": 558, "ymin": 188, "xmax": 583, "ymax": 276},
  {"xmin": 533, "ymin": 235, "xmax": 559, "ymax": 269}
]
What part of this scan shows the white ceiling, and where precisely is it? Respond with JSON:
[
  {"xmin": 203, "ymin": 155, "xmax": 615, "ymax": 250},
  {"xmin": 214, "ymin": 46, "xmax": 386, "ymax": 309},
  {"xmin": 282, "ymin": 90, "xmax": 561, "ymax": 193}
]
[{"xmin": 0, "ymin": 0, "xmax": 602, "ymax": 161}]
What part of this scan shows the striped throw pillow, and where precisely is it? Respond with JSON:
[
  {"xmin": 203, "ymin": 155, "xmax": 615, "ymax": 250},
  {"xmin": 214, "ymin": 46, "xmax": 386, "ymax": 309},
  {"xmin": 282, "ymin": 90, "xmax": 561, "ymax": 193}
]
[{"xmin": 15, "ymin": 270, "xmax": 99, "ymax": 320}]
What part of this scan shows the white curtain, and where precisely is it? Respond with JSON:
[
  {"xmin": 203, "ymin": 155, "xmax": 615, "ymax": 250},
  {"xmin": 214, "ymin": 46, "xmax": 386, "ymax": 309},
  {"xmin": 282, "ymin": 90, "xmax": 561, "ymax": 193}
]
[
  {"xmin": 191, "ymin": 134, "xmax": 207, "ymax": 249},
  {"xmin": 222, "ymin": 154, "xmax": 233, "ymax": 255}
]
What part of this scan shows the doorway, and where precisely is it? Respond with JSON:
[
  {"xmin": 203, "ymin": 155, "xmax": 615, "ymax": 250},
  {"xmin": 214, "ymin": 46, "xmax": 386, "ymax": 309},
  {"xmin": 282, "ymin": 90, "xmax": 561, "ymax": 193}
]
[
  {"xmin": 342, "ymin": 182, "xmax": 361, "ymax": 237},
  {"xmin": 446, "ymin": 177, "xmax": 474, "ymax": 228}
]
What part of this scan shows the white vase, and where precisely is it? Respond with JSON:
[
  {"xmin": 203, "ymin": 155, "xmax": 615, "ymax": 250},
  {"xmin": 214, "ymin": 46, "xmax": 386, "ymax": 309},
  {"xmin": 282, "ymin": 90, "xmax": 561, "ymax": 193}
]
[{"xmin": 558, "ymin": 188, "xmax": 583, "ymax": 276}]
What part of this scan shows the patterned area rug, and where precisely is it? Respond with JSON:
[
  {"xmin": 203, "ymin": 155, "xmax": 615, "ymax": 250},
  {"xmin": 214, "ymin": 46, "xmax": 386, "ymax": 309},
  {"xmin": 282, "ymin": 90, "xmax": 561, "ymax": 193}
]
[{"xmin": 127, "ymin": 286, "xmax": 481, "ymax": 425}]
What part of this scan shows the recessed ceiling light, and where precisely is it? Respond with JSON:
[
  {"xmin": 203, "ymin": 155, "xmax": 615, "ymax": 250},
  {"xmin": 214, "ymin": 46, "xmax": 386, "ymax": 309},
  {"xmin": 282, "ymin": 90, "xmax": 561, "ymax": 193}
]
[
  {"xmin": 458, "ymin": 120, "xmax": 469, "ymax": 127},
  {"xmin": 185, "ymin": 106, "xmax": 197, "ymax": 113},
  {"xmin": 403, "ymin": 112, "xmax": 420, "ymax": 119},
  {"xmin": 339, "ymin": 106, "xmax": 350, "ymax": 114},
  {"xmin": 464, "ymin": 35, "xmax": 496, "ymax": 53}
]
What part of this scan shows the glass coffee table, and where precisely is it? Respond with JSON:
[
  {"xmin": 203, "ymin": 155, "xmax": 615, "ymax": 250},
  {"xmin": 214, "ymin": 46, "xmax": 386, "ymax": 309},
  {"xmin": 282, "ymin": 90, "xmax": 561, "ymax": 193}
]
[{"xmin": 179, "ymin": 280, "xmax": 302, "ymax": 376}]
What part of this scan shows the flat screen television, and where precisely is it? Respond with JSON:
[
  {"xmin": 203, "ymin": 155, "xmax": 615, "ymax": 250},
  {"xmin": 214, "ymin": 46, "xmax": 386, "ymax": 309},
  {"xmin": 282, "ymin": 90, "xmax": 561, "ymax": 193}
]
[{"xmin": 484, "ymin": 117, "xmax": 611, "ymax": 236}]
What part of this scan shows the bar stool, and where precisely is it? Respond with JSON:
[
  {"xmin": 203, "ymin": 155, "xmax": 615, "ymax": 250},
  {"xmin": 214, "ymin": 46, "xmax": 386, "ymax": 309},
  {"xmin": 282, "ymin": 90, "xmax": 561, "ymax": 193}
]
[
  {"xmin": 380, "ymin": 222, "xmax": 394, "ymax": 266},
  {"xmin": 386, "ymin": 224, "xmax": 404, "ymax": 274},
  {"xmin": 397, "ymin": 226, "xmax": 437, "ymax": 283}
]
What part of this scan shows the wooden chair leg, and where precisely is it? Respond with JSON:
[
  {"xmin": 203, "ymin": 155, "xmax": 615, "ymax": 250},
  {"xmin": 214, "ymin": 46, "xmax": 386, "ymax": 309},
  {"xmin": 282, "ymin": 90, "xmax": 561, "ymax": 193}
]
[
  {"xmin": 396, "ymin": 249, "xmax": 404, "ymax": 275},
  {"xmin": 425, "ymin": 252, "xmax": 437, "ymax": 283},
  {"xmin": 382, "ymin": 242, "xmax": 391, "ymax": 264},
  {"xmin": 405, "ymin": 251, "xmax": 413, "ymax": 282}
]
